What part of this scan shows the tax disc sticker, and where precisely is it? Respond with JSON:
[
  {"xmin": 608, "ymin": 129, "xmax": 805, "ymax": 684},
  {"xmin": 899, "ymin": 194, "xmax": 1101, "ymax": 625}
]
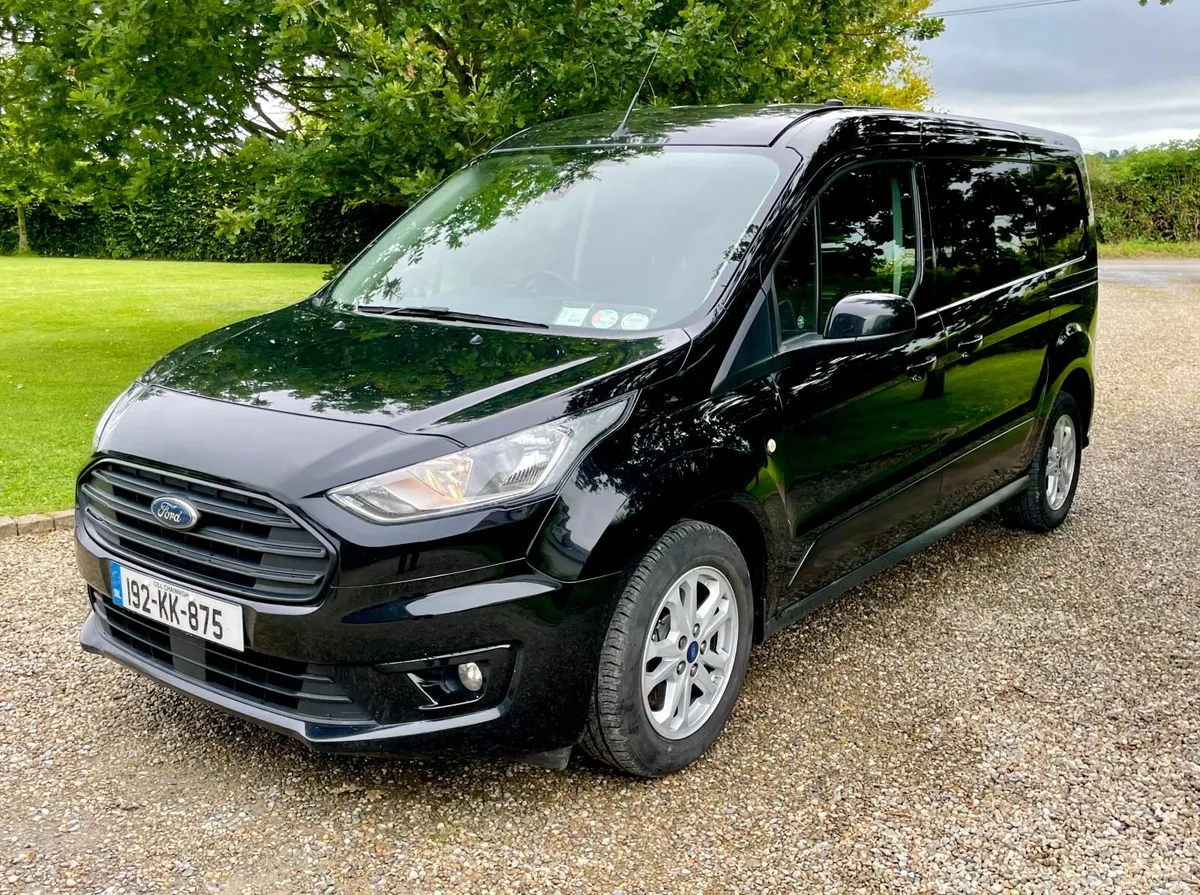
[
  {"xmin": 591, "ymin": 309, "xmax": 619, "ymax": 329},
  {"xmin": 554, "ymin": 306, "xmax": 589, "ymax": 327},
  {"xmin": 620, "ymin": 312, "xmax": 650, "ymax": 331}
]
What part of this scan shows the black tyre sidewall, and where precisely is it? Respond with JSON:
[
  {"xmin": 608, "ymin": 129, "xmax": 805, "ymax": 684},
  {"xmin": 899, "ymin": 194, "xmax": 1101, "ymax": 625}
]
[{"xmin": 609, "ymin": 525, "xmax": 753, "ymax": 776}]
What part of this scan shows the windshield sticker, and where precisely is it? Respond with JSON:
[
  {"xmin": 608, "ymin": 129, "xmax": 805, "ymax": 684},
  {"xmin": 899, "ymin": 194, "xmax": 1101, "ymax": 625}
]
[
  {"xmin": 620, "ymin": 313, "xmax": 650, "ymax": 331},
  {"xmin": 554, "ymin": 306, "xmax": 590, "ymax": 327},
  {"xmin": 591, "ymin": 309, "xmax": 619, "ymax": 329}
]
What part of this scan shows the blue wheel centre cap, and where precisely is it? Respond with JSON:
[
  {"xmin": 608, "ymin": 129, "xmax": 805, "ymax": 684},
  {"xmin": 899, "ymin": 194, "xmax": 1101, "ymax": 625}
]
[{"xmin": 686, "ymin": 641, "xmax": 699, "ymax": 663}]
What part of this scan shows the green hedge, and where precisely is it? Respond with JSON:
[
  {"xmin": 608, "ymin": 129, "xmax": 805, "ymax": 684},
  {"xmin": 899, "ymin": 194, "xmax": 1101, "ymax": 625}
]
[
  {"xmin": 12, "ymin": 143, "xmax": 1200, "ymax": 260},
  {"xmin": 1088, "ymin": 141, "xmax": 1200, "ymax": 244},
  {"xmin": 1, "ymin": 162, "xmax": 401, "ymax": 265}
]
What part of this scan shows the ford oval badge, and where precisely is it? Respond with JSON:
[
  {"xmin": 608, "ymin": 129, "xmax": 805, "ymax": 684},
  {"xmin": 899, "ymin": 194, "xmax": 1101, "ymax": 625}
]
[{"xmin": 150, "ymin": 495, "xmax": 200, "ymax": 531}]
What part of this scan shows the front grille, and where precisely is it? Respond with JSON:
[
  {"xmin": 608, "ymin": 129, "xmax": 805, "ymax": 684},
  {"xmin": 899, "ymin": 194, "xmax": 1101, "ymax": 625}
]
[
  {"xmin": 80, "ymin": 460, "xmax": 333, "ymax": 603},
  {"xmin": 94, "ymin": 595, "xmax": 370, "ymax": 722}
]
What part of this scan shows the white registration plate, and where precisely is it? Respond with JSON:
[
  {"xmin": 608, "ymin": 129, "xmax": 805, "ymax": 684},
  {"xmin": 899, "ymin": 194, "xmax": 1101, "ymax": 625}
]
[{"xmin": 109, "ymin": 561, "xmax": 244, "ymax": 651}]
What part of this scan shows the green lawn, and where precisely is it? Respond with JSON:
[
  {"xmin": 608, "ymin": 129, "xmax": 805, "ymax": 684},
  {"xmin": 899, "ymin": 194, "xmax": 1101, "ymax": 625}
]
[
  {"xmin": 0, "ymin": 257, "xmax": 326, "ymax": 516},
  {"xmin": 1098, "ymin": 241, "xmax": 1200, "ymax": 259}
]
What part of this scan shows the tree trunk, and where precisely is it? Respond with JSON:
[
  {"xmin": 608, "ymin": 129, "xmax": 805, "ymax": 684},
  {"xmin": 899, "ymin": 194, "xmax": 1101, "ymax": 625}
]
[{"xmin": 16, "ymin": 204, "xmax": 30, "ymax": 254}]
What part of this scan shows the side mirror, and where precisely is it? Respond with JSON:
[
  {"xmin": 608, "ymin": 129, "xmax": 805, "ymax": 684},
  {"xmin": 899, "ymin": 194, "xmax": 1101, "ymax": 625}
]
[{"xmin": 824, "ymin": 293, "xmax": 917, "ymax": 342}]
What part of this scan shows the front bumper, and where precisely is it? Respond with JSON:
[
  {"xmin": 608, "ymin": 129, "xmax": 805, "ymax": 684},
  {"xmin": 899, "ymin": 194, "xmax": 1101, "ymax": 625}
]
[{"xmin": 76, "ymin": 522, "xmax": 622, "ymax": 759}]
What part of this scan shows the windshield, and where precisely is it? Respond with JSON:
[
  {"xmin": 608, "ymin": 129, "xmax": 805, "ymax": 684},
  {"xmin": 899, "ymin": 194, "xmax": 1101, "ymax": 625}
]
[{"xmin": 330, "ymin": 148, "xmax": 781, "ymax": 332}]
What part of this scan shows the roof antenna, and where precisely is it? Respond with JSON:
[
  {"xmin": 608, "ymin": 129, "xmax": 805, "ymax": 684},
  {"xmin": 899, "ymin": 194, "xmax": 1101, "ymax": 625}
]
[{"xmin": 612, "ymin": 32, "xmax": 667, "ymax": 139}]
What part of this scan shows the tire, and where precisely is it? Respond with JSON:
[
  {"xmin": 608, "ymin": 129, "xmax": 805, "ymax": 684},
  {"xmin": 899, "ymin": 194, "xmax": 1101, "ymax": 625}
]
[
  {"xmin": 1001, "ymin": 391, "xmax": 1083, "ymax": 532},
  {"xmin": 581, "ymin": 520, "xmax": 754, "ymax": 777}
]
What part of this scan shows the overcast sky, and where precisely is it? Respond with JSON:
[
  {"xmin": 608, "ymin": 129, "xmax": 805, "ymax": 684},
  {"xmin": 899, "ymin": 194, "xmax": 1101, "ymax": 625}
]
[{"xmin": 922, "ymin": 0, "xmax": 1199, "ymax": 152}]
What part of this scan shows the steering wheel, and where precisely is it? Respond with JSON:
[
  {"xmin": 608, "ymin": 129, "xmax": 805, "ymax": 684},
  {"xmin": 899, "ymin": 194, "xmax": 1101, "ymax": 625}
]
[{"xmin": 517, "ymin": 269, "xmax": 576, "ymax": 295}]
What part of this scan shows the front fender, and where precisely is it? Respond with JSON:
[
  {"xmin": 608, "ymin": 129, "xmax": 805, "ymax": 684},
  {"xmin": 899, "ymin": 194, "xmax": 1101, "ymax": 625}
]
[
  {"xmin": 534, "ymin": 447, "xmax": 774, "ymax": 581},
  {"xmin": 526, "ymin": 383, "xmax": 784, "ymax": 585}
]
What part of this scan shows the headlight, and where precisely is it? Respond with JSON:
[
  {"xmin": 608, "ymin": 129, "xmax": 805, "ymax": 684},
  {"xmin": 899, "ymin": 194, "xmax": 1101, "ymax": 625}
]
[{"xmin": 328, "ymin": 398, "xmax": 630, "ymax": 523}]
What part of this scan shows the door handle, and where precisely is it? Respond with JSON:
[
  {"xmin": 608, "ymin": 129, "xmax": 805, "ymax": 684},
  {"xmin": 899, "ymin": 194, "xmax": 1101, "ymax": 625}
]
[
  {"xmin": 957, "ymin": 334, "xmax": 984, "ymax": 357},
  {"xmin": 906, "ymin": 356, "xmax": 937, "ymax": 381}
]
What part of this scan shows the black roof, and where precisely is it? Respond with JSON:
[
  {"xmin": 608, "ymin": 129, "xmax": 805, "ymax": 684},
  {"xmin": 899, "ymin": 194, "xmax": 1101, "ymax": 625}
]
[
  {"xmin": 491, "ymin": 104, "xmax": 824, "ymax": 150},
  {"xmin": 490, "ymin": 103, "xmax": 1080, "ymax": 154}
]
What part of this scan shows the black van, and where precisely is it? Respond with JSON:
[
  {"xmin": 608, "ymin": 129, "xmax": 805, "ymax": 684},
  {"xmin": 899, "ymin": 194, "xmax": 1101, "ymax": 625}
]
[{"xmin": 76, "ymin": 104, "xmax": 1097, "ymax": 776}]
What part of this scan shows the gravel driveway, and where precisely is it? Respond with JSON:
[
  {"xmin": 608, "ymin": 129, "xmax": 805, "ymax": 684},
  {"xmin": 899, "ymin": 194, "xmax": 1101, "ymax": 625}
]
[{"xmin": 2, "ymin": 281, "xmax": 1198, "ymax": 894}]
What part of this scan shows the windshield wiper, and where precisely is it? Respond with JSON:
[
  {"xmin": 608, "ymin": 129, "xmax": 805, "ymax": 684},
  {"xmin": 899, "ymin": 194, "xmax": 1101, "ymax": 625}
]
[{"xmin": 357, "ymin": 304, "xmax": 548, "ymax": 329}]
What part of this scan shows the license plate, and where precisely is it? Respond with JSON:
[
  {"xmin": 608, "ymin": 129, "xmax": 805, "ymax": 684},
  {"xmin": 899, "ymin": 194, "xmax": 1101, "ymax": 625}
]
[{"xmin": 109, "ymin": 561, "xmax": 244, "ymax": 651}]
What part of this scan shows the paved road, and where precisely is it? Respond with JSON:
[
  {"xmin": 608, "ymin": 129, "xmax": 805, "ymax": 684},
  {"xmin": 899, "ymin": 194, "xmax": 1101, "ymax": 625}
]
[
  {"xmin": 1099, "ymin": 258, "xmax": 1200, "ymax": 287},
  {"xmin": 2, "ymin": 281, "xmax": 1198, "ymax": 894}
]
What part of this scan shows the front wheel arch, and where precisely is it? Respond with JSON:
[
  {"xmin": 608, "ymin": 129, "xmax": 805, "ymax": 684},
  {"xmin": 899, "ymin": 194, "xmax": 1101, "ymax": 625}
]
[{"xmin": 686, "ymin": 499, "xmax": 771, "ymax": 643}]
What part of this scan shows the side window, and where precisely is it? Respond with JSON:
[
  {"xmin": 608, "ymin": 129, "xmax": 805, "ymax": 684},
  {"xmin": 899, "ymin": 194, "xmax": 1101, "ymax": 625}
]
[
  {"xmin": 773, "ymin": 210, "xmax": 818, "ymax": 341},
  {"xmin": 924, "ymin": 159, "xmax": 1040, "ymax": 303},
  {"xmin": 818, "ymin": 164, "xmax": 918, "ymax": 308},
  {"xmin": 771, "ymin": 162, "xmax": 918, "ymax": 342},
  {"xmin": 1033, "ymin": 163, "xmax": 1087, "ymax": 267}
]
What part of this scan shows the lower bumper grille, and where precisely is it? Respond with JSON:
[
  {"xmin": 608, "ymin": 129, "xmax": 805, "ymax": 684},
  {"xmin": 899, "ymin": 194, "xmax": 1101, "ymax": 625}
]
[{"xmin": 93, "ymin": 594, "xmax": 370, "ymax": 722}]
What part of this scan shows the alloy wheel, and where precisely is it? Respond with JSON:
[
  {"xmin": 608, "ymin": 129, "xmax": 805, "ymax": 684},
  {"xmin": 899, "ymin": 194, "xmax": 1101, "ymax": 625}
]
[
  {"xmin": 1045, "ymin": 412, "xmax": 1077, "ymax": 511},
  {"xmin": 640, "ymin": 565, "xmax": 739, "ymax": 740}
]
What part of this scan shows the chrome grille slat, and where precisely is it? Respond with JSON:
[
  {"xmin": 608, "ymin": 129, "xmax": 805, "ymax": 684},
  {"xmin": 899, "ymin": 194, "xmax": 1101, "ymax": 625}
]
[
  {"xmin": 87, "ymin": 520, "xmax": 308, "ymax": 599},
  {"xmin": 84, "ymin": 506, "xmax": 322, "ymax": 586},
  {"xmin": 80, "ymin": 461, "xmax": 333, "ymax": 604},
  {"xmin": 81, "ymin": 482, "xmax": 327, "ymax": 559},
  {"xmin": 91, "ymin": 467, "xmax": 297, "ymax": 528}
]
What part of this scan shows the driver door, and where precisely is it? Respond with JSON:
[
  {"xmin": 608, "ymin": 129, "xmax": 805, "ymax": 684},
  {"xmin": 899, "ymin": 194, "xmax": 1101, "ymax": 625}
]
[{"xmin": 771, "ymin": 161, "xmax": 953, "ymax": 612}]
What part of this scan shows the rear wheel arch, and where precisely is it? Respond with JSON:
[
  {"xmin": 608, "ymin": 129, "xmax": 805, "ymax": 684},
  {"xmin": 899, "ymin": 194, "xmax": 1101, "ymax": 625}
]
[
  {"xmin": 1002, "ymin": 389, "xmax": 1082, "ymax": 531},
  {"xmin": 1060, "ymin": 367, "xmax": 1094, "ymax": 441}
]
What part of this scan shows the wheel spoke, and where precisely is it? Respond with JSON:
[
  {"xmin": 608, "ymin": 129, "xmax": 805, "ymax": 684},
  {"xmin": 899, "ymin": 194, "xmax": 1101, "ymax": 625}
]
[
  {"xmin": 670, "ymin": 677, "xmax": 691, "ymax": 731},
  {"xmin": 643, "ymin": 659, "xmax": 677, "ymax": 695},
  {"xmin": 693, "ymin": 668, "xmax": 716, "ymax": 700},
  {"xmin": 697, "ymin": 570, "xmax": 721, "ymax": 603},
  {"xmin": 646, "ymin": 635, "xmax": 679, "ymax": 662},
  {"xmin": 697, "ymin": 602, "xmax": 730, "ymax": 642},
  {"xmin": 702, "ymin": 647, "xmax": 729, "ymax": 671},
  {"xmin": 679, "ymin": 574, "xmax": 698, "ymax": 629},
  {"xmin": 662, "ymin": 587, "xmax": 685, "ymax": 630},
  {"xmin": 658, "ymin": 591, "xmax": 688, "ymax": 654}
]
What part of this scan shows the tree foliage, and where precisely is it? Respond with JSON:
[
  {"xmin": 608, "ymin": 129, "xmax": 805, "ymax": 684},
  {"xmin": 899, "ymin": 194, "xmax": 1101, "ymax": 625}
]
[
  {"xmin": 0, "ymin": 7, "xmax": 91, "ymax": 252},
  {"xmin": 3, "ymin": 0, "xmax": 943, "ymax": 244}
]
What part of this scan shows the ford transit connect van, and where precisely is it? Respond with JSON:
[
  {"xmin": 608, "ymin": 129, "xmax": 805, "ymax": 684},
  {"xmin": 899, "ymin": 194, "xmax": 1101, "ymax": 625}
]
[{"xmin": 77, "ymin": 104, "xmax": 1097, "ymax": 776}]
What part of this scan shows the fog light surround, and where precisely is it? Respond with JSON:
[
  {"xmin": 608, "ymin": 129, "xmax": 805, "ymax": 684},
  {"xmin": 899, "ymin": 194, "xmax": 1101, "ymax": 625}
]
[
  {"xmin": 376, "ymin": 644, "xmax": 513, "ymax": 714},
  {"xmin": 457, "ymin": 661, "xmax": 484, "ymax": 692}
]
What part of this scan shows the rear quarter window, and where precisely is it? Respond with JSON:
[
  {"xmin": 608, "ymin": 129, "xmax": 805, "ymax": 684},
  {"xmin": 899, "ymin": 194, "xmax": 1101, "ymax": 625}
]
[
  {"xmin": 924, "ymin": 159, "xmax": 1041, "ymax": 304},
  {"xmin": 1032, "ymin": 163, "xmax": 1087, "ymax": 267}
]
